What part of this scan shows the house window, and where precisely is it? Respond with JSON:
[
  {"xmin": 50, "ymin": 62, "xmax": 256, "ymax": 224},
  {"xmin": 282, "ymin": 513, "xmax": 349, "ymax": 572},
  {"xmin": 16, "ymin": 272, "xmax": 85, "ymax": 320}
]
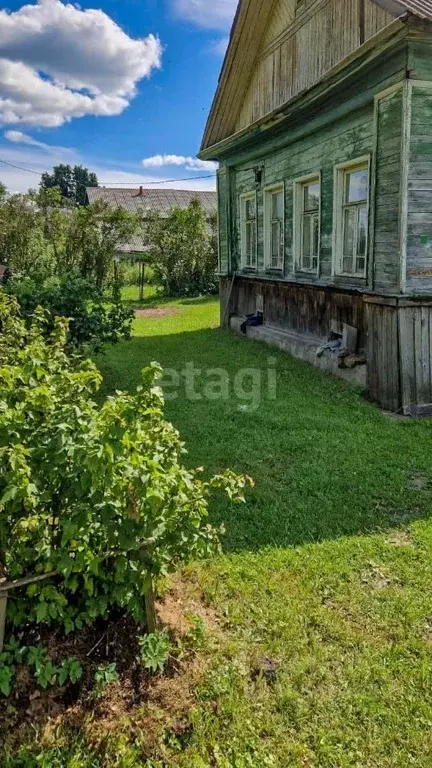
[
  {"xmin": 264, "ymin": 184, "xmax": 284, "ymax": 270},
  {"xmin": 333, "ymin": 158, "xmax": 370, "ymax": 277},
  {"xmin": 294, "ymin": 174, "xmax": 320, "ymax": 272},
  {"xmin": 240, "ymin": 192, "xmax": 257, "ymax": 269}
]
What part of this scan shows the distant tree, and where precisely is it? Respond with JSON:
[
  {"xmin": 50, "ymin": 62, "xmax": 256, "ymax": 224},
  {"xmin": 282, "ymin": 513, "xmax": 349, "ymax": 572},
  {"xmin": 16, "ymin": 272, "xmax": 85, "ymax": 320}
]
[
  {"xmin": 143, "ymin": 199, "xmax": 218, "ymax": 297},
  {"xmin": 0, "ymin": 182, "xmax": 7, "ymax": 202},
  {"xmin": 40, "ymin": 165, "xmax": 98, "ymax": 206},
  {"xmin": 0, "ymin": 193, "xmax": 50, "ymax": 276}
]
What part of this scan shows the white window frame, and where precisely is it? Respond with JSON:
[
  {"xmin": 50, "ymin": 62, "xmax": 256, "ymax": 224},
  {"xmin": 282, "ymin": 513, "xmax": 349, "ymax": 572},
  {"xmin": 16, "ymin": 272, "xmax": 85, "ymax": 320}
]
[
  {"xmin": 332, "ymin": 156, "xmax": 370, "ymax": 278},
  {"xmin": 239, "ymin": 191, "xmax": 258, "ymax": 270},
  {"xmin": 293, "ymin": 172, "xmax": 321, "ymax": 274},
  {"xmin": 264, "ymin": 183, "xmax": 285, "ymax": 271}
]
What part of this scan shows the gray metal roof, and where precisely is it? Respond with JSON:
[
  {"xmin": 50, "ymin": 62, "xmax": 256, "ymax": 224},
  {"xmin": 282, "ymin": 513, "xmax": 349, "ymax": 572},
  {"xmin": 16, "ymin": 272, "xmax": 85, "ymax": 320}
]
[
  {"xmin": 86, "ymin": 186, "xmax": 217, "ymax": 216},
  {"xmin": 85, "ymin": 186, "xmax": 217, "ymax": 256},
  {"xmin": 374, "ymin": 0, "xmax": 432, "ymax": 19}
]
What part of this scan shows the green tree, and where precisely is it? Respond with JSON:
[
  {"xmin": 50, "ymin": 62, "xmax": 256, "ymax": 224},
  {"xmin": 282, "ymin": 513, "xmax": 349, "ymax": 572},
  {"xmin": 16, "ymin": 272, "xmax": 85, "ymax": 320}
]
[
  {"xmin": 143, "ymin": 199, "xmax": 218, "ymax": 297},
  {"xmin": 40, "ymin": 165, "xmax": 98, "ymax": 206},
  {"xmin": 75, "ymin": 200, "xmax": 139, "ymax": 289},
  {"xmin": 0, "ymin": 193, "xmax": 50, "ymax": 277}
]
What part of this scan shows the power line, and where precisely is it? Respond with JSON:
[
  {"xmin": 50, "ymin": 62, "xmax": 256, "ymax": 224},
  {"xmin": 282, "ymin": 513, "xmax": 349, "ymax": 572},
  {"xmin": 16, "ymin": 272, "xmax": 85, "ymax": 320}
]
[{"xmin": 0, "ymin": 157, "xmax": 216, "ymax": 188}]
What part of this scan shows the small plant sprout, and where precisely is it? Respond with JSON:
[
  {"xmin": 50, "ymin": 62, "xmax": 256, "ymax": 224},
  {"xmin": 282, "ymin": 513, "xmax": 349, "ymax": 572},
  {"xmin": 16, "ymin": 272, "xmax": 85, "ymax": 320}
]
[
  {"xmin": 138, "ymin": 630, "xmax": 171, "ymax": 675},
  {"xmin": 58, "ymin": 658, "xmax": 83, "ymax": 687},
  {"xmin": 184, "ymin": 615, "xmax": 207, "ymax": 651},
  {"xmin": 94, "ymin": 663, "xmax": 119, "ymax": 698},
  {"xmin": 0, "ymin": 660, "xmax": 15, "ymax": 697}
]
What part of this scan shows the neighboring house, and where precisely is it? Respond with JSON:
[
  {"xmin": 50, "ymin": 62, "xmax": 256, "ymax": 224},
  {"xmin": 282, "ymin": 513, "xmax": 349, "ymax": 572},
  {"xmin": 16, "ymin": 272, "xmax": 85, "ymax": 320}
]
[
  {"xmin": 85, "ymin": 186, "xmax": 218, "ymax": 257},
  {"xmin": 199, "ymin": 0, "xmax": 432, "ymax": 415}
]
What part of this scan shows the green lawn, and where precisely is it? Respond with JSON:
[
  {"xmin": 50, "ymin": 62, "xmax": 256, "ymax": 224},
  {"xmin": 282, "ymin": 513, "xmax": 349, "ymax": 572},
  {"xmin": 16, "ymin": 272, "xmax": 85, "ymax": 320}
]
[{"xmin": 11, "ymin": 297, "xmax": 432, "ymax": 767}]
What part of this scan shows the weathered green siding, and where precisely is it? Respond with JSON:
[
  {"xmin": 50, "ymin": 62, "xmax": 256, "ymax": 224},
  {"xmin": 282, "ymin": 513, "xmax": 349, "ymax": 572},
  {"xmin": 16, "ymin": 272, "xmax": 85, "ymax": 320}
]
[
  {"xmin": 373, "ymin": 86, "xmax": 405, "ymax": 293},
  {"xmin": 217, "ymin": 167, "xmax": 229, "ymax": 275},
  {"xmin": 218, "ymin": 42, "xmax": 411, "ymax": 296},
  {"xmin": 233, "ymin": 105, "xmax": 374, "ymax": 279},
  {"xmin": 406, "ymin": 82, "xmax": 432, "ymax": 293}
]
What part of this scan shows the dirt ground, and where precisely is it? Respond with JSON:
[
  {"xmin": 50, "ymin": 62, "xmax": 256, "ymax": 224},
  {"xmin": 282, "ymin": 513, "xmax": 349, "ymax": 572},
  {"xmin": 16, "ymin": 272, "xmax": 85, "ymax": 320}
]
[
  {"xmin": 0, "ymin": 579, "xmax": 218, "ymax": 759},
  {"xmin": 135, "ymin": 307, "xmax": 180, "ymax": 319}
]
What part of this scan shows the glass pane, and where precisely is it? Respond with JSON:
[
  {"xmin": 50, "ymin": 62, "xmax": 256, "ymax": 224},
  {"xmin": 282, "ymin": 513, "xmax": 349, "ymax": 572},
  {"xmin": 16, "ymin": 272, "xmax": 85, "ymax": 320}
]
[
  {"xmin": 343, "ymin": 207, "xmax": 356, "ymax": 258},
  {"xmin": 345, "ymin": 167, "xmax": 368, "ymax": 203},
  {"xmin": 246, "ymin": 222, "xmax": 256, "ymax": 265},
  {"xmin": 302, "ymin": 215, "xmax": 311, "ymax": 258},
  {"xmin": 356, "ymin": 257, "xmax": 365, "ymax": 274},
  {"xmin": 272, "ymin": 191, "xmax": 284, "ymax": 220},
  {"xmin": 245, "ymin": 198, "xmax": 255, "ymax": 220},
  {"xmin": 312, "ymin": 213, "xmax": 319, "ymax": 258},
  {"xmin": 357, "ymin": 205, "xmax": 368, "ymax": 257},
  {"xmin": 303, "ymin": 182, "xmax": 320, "ymax": 212},
  {"xmin": 343, "ymin": 256, "xmax": 353, "ymax": 273},
  {"xmin": 271, "ymin": 221, "xmax": 280, "ymax": 258}
]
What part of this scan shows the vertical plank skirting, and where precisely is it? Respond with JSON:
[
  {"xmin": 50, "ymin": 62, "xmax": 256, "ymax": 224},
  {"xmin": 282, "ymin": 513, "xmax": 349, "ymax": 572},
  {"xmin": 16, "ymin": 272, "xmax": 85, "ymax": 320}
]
[
  {"xmin": 399, "ymin": 303, "xmax": 432, "ymax": 414},
  {"xmin": 366, "ymin": 297, "xmax": 432, "ymax": 414},
  {"xmin": 366, "ymin": 299, "xmax": 401, "ymax": 412}
]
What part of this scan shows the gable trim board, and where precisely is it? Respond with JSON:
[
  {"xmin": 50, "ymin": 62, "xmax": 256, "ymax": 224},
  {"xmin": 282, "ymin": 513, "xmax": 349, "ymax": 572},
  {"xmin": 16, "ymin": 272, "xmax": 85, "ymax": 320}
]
[{"xmin": 200, "ymin": 0, "xmax": 432, "ymax": 155}]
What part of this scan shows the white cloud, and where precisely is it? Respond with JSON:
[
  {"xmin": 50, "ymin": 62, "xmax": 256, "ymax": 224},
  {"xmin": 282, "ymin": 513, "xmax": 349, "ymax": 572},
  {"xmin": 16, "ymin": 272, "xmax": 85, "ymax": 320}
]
[
  {"xmin": 208, "ymin": 37, "xmax": 230, "ymax": 57},
  {"xmin": 4, "ymin": 129, "xmax": 73, "ymax": 154},
  {"xmin": 0, "ymin": 0, "xmax": 162, "ymax": 128},
  {"xmin": 143, "ymin": 154, "xmax": 217, "ymax": 173},
  {"xmin": 0, "ymin": 146, "xmax": 217, "ymax": 195},
  {"xmin": 171, "ymin": 0, "xmax": 237, "ymax": 30}
]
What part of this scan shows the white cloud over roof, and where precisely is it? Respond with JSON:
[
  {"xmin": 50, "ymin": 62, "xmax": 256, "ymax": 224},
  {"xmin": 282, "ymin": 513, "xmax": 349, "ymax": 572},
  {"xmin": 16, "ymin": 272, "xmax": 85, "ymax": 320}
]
[
  {"xmin": 0, "ymin": 0, "xmax": 162, "ymax": 128},
  {"xmin": 142, "ymin": 154, "xmax": 217, "ymax": 172},
  {"xmin": 171, "ymin": 0, "xmax": 237, "ymax": 30}
]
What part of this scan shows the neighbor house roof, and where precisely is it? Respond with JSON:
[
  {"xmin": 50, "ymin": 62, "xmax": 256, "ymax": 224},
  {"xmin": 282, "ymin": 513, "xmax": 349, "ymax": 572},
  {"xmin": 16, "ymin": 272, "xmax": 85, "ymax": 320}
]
[
  {"xmin": 85, "ymin": 187, "xmax": 218, "ymax": 255},
  {"xmin": 86, "ymin": 187, "xmax": 217, "ymax": 217}
]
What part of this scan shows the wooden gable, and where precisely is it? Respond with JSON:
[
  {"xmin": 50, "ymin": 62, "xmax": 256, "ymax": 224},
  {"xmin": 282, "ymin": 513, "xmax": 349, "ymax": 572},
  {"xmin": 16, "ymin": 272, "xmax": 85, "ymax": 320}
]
[{"xmin": 201, "ymin": 0, "xmax": 407, "ymax": 154}]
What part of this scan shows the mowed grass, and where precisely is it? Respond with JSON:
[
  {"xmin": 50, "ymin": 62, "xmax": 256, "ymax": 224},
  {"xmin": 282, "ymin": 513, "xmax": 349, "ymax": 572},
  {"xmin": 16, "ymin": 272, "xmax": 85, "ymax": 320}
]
[
  {"xmin": 14, "ymin": 297, "xmax": 432, "ymax": 767},
  {"xmin": 95, "ymin": 297, "xmax": 432, "ymax": 767}
]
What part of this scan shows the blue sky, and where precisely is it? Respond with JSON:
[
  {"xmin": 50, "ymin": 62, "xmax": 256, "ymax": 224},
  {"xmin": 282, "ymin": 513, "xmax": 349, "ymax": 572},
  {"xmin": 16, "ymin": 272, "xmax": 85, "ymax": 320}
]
[{"xmin": 0, "ymin": 0, "xmax": 237, "ymax": 192}]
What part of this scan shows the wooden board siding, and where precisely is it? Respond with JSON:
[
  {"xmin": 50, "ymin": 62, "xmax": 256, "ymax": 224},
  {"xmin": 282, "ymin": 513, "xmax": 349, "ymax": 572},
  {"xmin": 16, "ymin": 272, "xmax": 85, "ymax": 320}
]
[
  {"xmin": 373, "ymin": 85, "xmax": 405, "ymax": 292},
  {"xmin": 216, "ymin": 39, "xmax": 411, "ymax": 297},
  {"xmin": 399, "ymin": 302, "xmax": 432, "ymax": 411},
  {"xmin": 217, "ymin": 167, "xmax": 229, "ymax": 275},
  {"xmin": 406, "ymin": 79, "xmax": 432, "ymax": 293},
  {"xmin": 235, "ymin": 0, "xmax": 394, "ymax": 136},
  {"xmin": 365, "ymin": 299, "xmax": 401, "ymax": 410},
  {"xmin": 233, "ymin": 104, "xmax": 374, "ymax": 280},
  {"xmin": 261, "ymin": 0, "xmax": 295, "ymax": 49}
]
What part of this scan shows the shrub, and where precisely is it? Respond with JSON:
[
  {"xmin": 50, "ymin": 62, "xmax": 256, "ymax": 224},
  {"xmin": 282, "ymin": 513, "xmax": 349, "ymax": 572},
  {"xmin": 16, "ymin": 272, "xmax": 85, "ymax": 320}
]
[
  {"xmin": 0, "ymin": 294, "xmax": 251, "ymax": 635},
  {"xmin": 144, "ymin": 199, "xmax": 218, "ymax": 298},
  {"xmin": 6, "ymin": 272, "xmax": 133, "ymax": 350}
]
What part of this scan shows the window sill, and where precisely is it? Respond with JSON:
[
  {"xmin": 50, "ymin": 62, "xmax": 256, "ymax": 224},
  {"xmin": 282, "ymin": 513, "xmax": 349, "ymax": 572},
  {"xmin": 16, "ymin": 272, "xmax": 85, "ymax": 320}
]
[
  {"xmin": 334, "ymin": 273, "xmax": 367, "ymax": 281},
  {"xmin": 296, "ymin": 268, "xmax": 319, "ymax": 277}
]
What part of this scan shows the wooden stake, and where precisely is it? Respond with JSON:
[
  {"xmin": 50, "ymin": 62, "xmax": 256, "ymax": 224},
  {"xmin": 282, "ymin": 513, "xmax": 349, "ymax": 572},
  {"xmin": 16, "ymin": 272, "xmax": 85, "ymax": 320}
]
[
  {"xmin": 0, "ymin": 592, "xmax": 7, "ymax": 654},
  {"xmin": 144, "ymin": 579, "xmax": 157, "ymax": 634}
]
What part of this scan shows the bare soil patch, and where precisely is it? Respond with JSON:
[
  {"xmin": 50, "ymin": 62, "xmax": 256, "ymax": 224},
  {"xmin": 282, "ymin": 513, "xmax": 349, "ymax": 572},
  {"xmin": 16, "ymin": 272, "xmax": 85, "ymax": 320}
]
[
  {"xmin": 135, "ymin": 307, "xmax": 180, "ymax": 319},
  {"xmin": 0, "ymin": 580, "xmax": 218, "ymax": 759}
]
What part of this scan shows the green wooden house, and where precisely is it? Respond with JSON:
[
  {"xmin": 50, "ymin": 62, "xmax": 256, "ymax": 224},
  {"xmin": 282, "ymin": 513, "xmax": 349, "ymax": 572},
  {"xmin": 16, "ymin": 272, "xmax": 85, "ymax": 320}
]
[{"xmin": 199, "ymin": 0, "xmax": 432, "ymax": 414}]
